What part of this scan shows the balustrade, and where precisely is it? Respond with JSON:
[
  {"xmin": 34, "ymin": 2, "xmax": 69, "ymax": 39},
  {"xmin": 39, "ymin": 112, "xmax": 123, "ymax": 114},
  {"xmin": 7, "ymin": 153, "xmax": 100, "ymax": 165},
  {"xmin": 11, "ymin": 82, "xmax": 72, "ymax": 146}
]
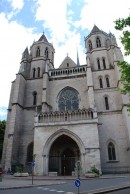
[
  {"xmin": 49, "ymin": 66, "xmax": 86, "ymax": 77},
  {"xmin": 38, "ymin": 109, "xmax": 94, "ymax": 123}
]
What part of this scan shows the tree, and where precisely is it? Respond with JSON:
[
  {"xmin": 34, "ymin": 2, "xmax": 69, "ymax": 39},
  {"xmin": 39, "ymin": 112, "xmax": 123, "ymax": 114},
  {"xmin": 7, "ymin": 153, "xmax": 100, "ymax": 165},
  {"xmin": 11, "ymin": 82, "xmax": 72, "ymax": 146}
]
[
  {"xmin": 0, "ymin": 120, "xmax": 6, "ymax": 160},
  {"xmin": 114, "ymin": 16, "xmax": 130, "ymax": 111}
]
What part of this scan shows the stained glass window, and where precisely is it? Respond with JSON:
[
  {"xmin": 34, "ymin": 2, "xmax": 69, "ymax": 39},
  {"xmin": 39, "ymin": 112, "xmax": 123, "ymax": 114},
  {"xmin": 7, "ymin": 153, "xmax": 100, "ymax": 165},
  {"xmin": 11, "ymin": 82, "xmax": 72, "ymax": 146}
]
[{"xmin": 59, "ymin": 88, "xmax": 79, "ymax": 111}]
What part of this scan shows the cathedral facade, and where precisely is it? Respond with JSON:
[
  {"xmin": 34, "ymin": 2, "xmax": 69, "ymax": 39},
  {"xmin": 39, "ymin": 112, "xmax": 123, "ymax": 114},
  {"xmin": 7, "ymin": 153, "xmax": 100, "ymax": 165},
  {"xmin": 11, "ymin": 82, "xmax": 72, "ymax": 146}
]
[{"xmin": 2, "ymin": 26, "xmax": 130, "ymax": 175}]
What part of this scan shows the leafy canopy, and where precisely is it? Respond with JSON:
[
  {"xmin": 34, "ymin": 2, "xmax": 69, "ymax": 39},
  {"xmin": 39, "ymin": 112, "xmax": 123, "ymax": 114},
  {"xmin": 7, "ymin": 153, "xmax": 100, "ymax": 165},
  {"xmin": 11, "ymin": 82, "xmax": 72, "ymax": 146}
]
[
  {"xmin": 0, "ymin": 120, "xmax": 6, "ymax": 159},
  {"xmin": 114, "ymin": 16, "xmax": 130, "ymax": 111}
]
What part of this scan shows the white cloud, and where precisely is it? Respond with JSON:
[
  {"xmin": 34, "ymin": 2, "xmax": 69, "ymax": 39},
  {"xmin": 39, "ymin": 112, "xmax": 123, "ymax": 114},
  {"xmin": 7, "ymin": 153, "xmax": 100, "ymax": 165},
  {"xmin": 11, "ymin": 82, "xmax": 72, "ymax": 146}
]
[
  {"xmin": 78, "ymin": 0, "xmax": 130, "ymax": 62},
  {"xmin": 54, "ymin": 32, "xmax": 86, "ymax": 67},
  {"xmin": 5, "ymin": 0, "xmax": 25, "ymax": 20},
  {"xmin": 35, "ymin": 0, "xmax": 71, "ymax": 43},
  {"xmin": 8, "ymin": 0, "xmax": 24, "ymax": 10},
  {"xmin": 34, "ymin": 0, "xmax": 86, "ymax": 66},
  {"xmin": 0, "ymin": 13, "xmax": 39, "ymax": 108},
  {"xmin": 79, "ymin": 0, "xmax": 130, "ymax": 31}
]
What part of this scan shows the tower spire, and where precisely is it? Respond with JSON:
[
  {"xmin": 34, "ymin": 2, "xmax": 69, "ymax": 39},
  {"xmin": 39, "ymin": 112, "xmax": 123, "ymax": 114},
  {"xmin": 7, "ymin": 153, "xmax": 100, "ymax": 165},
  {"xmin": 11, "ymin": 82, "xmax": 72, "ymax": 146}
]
[{"xmin": 77, "ymin": 49, "xmax": 80, "ymax": 66}]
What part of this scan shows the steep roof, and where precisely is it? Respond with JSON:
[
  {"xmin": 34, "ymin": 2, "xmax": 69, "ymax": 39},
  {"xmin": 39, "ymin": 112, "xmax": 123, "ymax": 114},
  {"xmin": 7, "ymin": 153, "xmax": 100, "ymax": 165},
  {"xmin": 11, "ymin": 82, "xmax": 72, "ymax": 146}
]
[
  {"xmin": 85, "ymin": 25, "xmax": 109, "ymax": 40},
  {"xmin": 59, "ymin": 55, "xmax": 77, "ymax": 69},
  {"xmin": 22, "ymin": 47, "xmax": 29, "ymax": 59},
  {"xmin": 91, "ymin": 25, "xmax": 101, "ymax": 34},
  {"xmin": 38, "ymin": 33, "xmax": 48, "ymax": 42}
]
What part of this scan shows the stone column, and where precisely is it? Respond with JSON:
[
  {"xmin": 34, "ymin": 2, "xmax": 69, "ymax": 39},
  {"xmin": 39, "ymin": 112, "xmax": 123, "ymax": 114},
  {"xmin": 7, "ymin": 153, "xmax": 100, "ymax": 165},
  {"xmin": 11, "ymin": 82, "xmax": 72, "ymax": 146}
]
[{"xmin": 86, "ymin": 60, "xmax": 95, "ymax": 109}]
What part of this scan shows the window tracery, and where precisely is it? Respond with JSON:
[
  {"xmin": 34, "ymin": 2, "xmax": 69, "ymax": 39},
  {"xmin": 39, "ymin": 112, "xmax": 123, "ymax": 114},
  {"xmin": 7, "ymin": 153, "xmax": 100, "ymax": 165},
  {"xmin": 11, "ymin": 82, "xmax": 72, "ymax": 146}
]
[{"xmin": 58, "ymin": 88, "xmax": 79, "ymax": 112}]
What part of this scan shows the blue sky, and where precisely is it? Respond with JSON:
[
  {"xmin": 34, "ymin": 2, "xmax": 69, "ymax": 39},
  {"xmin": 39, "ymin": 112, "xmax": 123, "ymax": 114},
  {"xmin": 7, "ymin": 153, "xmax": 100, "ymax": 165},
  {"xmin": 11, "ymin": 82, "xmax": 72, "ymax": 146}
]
[{"xmin": 0, "ymin": 0, "xmax": 130, "ymax": 120}]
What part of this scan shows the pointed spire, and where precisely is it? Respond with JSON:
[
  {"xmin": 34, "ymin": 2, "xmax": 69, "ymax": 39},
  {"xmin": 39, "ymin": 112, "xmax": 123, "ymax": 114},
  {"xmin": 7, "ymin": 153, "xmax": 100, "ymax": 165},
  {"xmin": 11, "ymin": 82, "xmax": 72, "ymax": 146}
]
[
  {"xmin": 77, "ymin": 49, "xmax": 80, "ymax": 66},
  {"xmin": 22, "ymin": 47, "xmax": 29, "ymax": 59},
  {"xmin": 91, "ymin": 25, "xmax": 101, "ymax": 34},
  {"xmin": 38, "ymin": 32, "xmax": 48, "ymax": 42}
]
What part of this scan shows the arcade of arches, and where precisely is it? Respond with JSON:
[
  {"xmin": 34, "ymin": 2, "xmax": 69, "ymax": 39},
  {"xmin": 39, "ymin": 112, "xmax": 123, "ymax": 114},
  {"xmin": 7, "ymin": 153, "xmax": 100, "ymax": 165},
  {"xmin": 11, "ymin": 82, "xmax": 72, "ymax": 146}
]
[{"xmin": 49, "ymin": 135, "xmax": 80, "ymax": 175}]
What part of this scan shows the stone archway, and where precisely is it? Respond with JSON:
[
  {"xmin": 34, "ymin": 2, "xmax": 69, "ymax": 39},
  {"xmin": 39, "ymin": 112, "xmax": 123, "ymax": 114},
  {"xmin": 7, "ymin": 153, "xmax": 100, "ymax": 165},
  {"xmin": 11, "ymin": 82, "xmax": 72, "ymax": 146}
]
[{"xmin": 49, "ymin": 135, "xmax": 80, "ymax": 175}]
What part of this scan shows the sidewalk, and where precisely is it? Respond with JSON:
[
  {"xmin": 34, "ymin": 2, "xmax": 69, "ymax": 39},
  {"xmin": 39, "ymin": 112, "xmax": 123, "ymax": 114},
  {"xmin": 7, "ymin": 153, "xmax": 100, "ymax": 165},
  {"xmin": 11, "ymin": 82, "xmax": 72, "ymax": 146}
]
[
  {"xmin": 0, "ymin": 174, "xmax": 130, "ymax": 192},
  {"xmin": 0, "ymin": 175, "xmax": 67, "ymax": 190}
]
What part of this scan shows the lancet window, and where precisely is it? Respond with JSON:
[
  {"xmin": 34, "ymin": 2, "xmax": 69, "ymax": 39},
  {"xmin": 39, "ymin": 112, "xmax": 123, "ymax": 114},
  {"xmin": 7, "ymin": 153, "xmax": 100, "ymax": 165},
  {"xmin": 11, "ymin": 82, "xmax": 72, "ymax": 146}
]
[{"xmin": 108, "ymin": 142, "xmax": 116, "ymax": 160}]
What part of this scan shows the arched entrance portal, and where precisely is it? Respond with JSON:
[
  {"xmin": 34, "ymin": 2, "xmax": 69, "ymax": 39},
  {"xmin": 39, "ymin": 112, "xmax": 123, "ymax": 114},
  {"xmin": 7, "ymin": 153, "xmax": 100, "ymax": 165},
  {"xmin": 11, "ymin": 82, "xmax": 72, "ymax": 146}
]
[{"xmin": 49, "ymin": 135, "xmax": 80, "ymax": 175}]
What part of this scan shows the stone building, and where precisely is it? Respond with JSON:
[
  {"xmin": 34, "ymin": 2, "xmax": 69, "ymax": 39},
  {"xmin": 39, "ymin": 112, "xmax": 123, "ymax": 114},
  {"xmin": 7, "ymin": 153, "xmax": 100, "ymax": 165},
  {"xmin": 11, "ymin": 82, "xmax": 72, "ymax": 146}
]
[{"xmin": 2, "ymin": 25, "xmax": 130, "ymax": 175}]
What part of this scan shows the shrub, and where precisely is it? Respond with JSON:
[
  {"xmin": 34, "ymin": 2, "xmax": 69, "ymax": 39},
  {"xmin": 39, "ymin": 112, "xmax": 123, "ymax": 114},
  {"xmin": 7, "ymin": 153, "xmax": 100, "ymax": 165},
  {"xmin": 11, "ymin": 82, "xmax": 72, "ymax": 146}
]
[{"xmin": 88, "ymin": 165, "xmax": 100, "ymax": 175}]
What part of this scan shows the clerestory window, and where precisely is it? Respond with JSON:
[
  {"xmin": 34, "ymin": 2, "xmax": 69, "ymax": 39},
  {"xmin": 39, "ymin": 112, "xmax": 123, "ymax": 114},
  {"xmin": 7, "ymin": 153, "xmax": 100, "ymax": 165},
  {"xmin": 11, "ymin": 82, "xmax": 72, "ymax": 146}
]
[{"xmin": 58, "ymin": 87, "xmax": 79, "ymax": 112}]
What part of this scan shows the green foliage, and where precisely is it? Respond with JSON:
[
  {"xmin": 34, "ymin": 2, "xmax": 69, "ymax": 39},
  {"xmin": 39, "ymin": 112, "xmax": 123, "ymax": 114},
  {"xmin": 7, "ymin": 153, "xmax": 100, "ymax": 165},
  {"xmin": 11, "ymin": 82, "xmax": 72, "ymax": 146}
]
[
  {"xmin": 88, "ymin": 165, "xmax": 100, "ymax": 175},
  {"xmin": 114, "ymin": 16, "xmax": 130, "ymax": 112},
  {"xmin": 0, "ymin": 120, "xmax": 6, "ymax": 159},
  {"xmin": 15, "ymin": 166, "xmax": 23, "ymax": 173}
]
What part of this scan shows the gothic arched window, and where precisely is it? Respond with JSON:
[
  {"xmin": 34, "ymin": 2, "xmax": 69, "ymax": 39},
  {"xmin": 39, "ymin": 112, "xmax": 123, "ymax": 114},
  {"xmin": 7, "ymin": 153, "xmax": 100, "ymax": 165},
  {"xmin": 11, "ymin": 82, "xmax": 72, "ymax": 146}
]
[
  {"xmin": 105, "ymin": 96, "xmax": 109, "ymax": 110},
  {"xmin": 96, "ymin": 37, "xmax": 101, "ymax": 48},
  {"xmin": 88, "ymin": 40, "xmax": 93, "ymax": 51},
  {"xmin": 32, "ymin": 68, "xmax": 36, "ymax": 78},
  {"xmin": 45, "ymin": 47, "xmax": 49, "ymax": 58},
  {"xmin": 106, "ymin": 77, "xmax": 110, "ymax": 87},
  {"xmin": 36, "ymin": 47, "xmax": 40, "ymax": 57},
  {"xmin": 99, "ymin": 77, "xmax": 103, "ymax": 88},
  {"xmin": 33, "ymin": 91, "xmax": 37, "ymax": 105},
  {"xmin": 37, "ymin": 67, "xmax": 40, "ymax": 77},
  {"xmin": 108, "ymin": 142, "xmax": 116, "ymax": 160},
  {"xmin": 102, "ymin": 58, "xmax": 106, "ymax": 69},
  {"xmin": 97, "ymin": 58, "xmax": 101, "ymax": 70},
  {"xmin": 58, "ymin": 87, "xmax": 79, "ymax": 112}
]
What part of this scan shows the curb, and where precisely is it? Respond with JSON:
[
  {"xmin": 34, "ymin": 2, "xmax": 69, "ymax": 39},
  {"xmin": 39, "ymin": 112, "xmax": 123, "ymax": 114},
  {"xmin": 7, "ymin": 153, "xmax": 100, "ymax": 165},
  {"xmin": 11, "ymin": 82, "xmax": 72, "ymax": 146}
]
[
  {"xmin": 0, "ymin": 181, "xmax": 66, "ymax": 190},
  {"xmin": 81, "ymin": 184, "xmax": 130, "ymax": 194}
]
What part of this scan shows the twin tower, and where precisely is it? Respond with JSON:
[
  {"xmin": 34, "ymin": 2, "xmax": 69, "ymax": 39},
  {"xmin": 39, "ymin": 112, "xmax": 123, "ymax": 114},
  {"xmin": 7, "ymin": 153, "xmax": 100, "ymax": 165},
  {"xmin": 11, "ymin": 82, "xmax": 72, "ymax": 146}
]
[{"xmin": 2, "ymin": 25, "xmax": 130, "ymax": 176}]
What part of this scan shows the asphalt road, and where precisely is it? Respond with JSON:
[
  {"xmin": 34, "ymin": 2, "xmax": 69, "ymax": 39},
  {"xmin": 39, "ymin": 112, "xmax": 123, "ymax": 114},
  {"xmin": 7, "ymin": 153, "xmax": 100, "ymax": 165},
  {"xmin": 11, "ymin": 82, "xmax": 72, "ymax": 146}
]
[
  {"xmin": 1, "ymin": 177, "xmax": 130, "ymax": 193},
  {"xmin": 109, "ymin": 188, "xmax": 130, "ymax": 194}
]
